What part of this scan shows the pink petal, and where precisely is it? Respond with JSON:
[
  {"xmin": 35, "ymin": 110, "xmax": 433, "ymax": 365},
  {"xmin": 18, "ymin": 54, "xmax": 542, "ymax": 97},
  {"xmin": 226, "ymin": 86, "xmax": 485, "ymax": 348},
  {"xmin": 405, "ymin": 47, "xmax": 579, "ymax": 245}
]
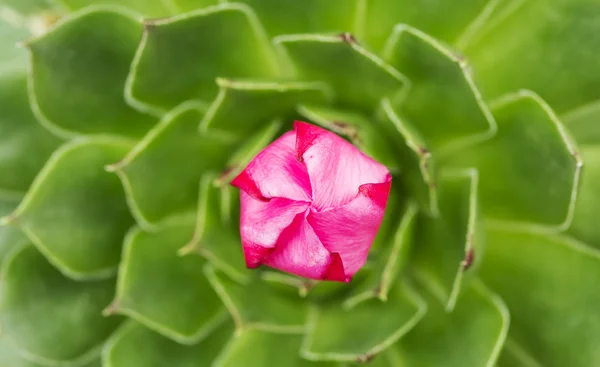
[
  {"xmin": 307, "ymin": 177, "xmax": 392, "ymax": 277},
  {"xmin": 294, "ymin": 121, "xmax": 390, "ymax": 210},
  {"xmin": 239, "ymin": 192, "xmax": 310, "ymax": 268},
  {"xmin": 232, "ymin": 131, "xmax": 311, "ymax": 202},
  {"xmin": 263, "ymin": 213, "xmax": 347, "ymax": 281}
]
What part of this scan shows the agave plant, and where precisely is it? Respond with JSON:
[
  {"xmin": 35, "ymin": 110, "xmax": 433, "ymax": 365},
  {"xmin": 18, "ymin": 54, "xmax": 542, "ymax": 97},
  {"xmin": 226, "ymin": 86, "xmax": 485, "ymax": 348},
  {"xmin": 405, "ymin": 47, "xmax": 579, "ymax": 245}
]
[{"xmin": 1, "ymin": 0, "xmax": 599, "ymax": 366}]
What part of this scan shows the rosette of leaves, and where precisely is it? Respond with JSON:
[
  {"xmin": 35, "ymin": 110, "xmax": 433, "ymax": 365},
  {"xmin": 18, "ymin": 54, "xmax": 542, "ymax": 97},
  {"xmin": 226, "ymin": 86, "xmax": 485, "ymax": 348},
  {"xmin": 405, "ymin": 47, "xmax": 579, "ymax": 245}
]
[{"xmin": 0, "ymin": 0, "xmax": 599, "ymax": 366}]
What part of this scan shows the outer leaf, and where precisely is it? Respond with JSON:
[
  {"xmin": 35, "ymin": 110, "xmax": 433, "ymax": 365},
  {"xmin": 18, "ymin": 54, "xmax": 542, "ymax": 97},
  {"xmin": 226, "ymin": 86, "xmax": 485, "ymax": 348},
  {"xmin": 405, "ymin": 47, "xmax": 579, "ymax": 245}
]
[
  {"xmin": 301, "ymin": 280, "xmax": 426, "ymax": 363},
  {"xmin": 60, "ymin": 0, "xmax": 173, "ymax": 17},
  {"xmin": 107, "ymin": 222, "xmax": 224, "ymax": 344},
  {"xmin": 0, "ymin": 196, "xmax": 26, "ymax": 265},
  {"xmin": 0, "ymin": 73, "xmax": 61, "ymax": 193},
  {"xmin": 171, "ymin": 0, "xmax": 219, "ymax": 12},
  {"xmin": 127, "ymin": 3, "xmax": 281, "ymax": 115},
  {"xmin": 412, "ymin": 169, "xmax": 480, "ymax": 311},
  {"xmin": 382, "ymin": 25, "xmax": 496, "ymax": 155},
  {"xmin": 0, "ymin": 0, "xmax": 60, "ymax": 18},
  {"xmin": 360, "ymin": 0, "xmax": 489, "ymax": 51},
  {"xmin": 0, "ymin": 245, "xmax": 121, "ymax": 365},
  {"xmin": 107, "ymin": 102, "xmax": 234, "ymax": 228},
  {"xmin": 27, "ymin": 7, "xmax": 155, "ymax": 137},
  {"xmin": 568, "ymin": 146, "xmax": 600, "ymax": 249},
  {"xmin": 214, "ymin": 329, "xmax": 338, "ymax": 367},
  {"xmin": 482, "ymin": 225, "xmax": 600, "ymax": 366},
  {"xmin": 104, "ymin": 321, "xmax": 233, "ymax": 367},
  {"xmin": 563, "ymin": 102, "xmax": 600, "ymax": 146},
  {"xmin": 205, "ymin": 264, "xmax": 307, "ymax": 333},
  {"xmin": 199, "ymin": 79, "xmax": 328, "ymax": 135},
  {"xmin": 275, "ymin": 34, "xmax": 406, "ymax": 111},
  {"xmin": 394, "ymin": 280, "xmax": 509, "ymax": 367},
  {"xmin": 230, "ymin": 0, "xmax": 358, "ymax": 36},
  {"xmin": 380, "ymin": 99, "xmax": 438, "ymax": 215},
  {"xmin": 0, "ymin": 18, "xmax": 29, "ymax": 71},
  {"xmin": 5, "ymin": 138, "xmax": 134, "ymax": 279},
  {"xmin": 465, "ymin": 0, "xmax": 600, "ymax": 114},
  {"xmin": 0, "ymin": 337, "xmax": 101, "ymax": 367},
  {"xmin": 444, "ymin": 91, "xmax": 581, "ymax": 228},
  {"xmin": 297, "ymin": 104, "xmax": 398, "ymax": 171}
]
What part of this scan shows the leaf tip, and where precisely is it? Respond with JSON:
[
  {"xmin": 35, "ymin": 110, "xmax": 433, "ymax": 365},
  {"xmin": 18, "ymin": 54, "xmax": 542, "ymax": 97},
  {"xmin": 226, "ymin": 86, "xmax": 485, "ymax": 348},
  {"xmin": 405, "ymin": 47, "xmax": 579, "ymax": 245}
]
[{"xmin": 102, "ymin": 301, "xmax": 121, "ymax": 316}]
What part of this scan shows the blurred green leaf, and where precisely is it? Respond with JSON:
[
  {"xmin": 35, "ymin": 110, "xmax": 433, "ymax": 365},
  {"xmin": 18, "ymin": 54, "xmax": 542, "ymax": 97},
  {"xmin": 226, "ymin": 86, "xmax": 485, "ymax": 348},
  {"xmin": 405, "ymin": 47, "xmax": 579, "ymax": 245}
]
[
  {"xmin": 444, "ymin": 91, "xmax": 581, "ymax": 228},
  {"xmin": 60, "ymin": 0, "xmax": 172, "ymax": 16},
  {"xmin": 104, "ymin": 320, "xmax": 233, "ymax": 367},
  {"xmin": 127, "ymin": 3, "xmax": 281, "ymax": 115},
  {"xmin": 27, "ymin": 7, "xmax": 155, "ymax": 137},
  {"xmin": 0, "ymin": 245, "xmax": 121, "ymax": 365},
  {"xmin": 568, "ymin": 146, "xmax": 600, "ymax": 248},
  {"xmin": 109, "ymin": 222, "xmax": 225, "ymax": 344},
  {"xmin": 0, "ymin": 196, "xmax": 26, "ymax": 265},
  {"xmin": 0, "ymin": 18, "xmax": 29, "ymax": 71},
  {"xmin": 275, "ymin": 34, "xmax": 405, "ymax": 111},
  {"xmin": 8, "ymin": 138, "xmax": 134, "ymax": 279},
  {"xmin": 482, "ymin": 225, "xmax": 600, "ymax": 366},
  {"xmin": 563, "ymin": 103, "xmax": 600, "ymax": 146}
]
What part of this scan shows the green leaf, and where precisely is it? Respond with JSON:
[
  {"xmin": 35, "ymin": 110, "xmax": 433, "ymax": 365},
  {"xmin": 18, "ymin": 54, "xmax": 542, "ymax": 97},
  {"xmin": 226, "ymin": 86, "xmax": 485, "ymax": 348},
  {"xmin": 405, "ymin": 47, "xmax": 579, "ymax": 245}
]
[
  {"xmin": 382, "ymin": 25, "xmax": 495, "ymax": 155},
  {"xmin": 275, "ymin": 34, "xmax": 406, "ymax": 111},
  {"xmin": 171, "ymin": 0, "xmax": 219, "ymax": 12},
  {"xmin": 0, "ymin": 73, "xmax": 61, "ymax": 193},
  {"xmin": 0, "ymin": 0, "xmax": 60, "ymax": 17},
  {"xmin": 563, "ymin": 102, "xmax": 600, "ymax": 146},
  {"xmin": 379, "ymin": 98, "xmax": 438, "ymax": 215},
  {"xmin": 0, "ymin": 336, "xmax": 102, "ymax": 367},
  {"xmin": 394, "ymin": 280, "xmax": 509, "ymax": 367},
  {"xmin": 482, "ymin": 225, "xmax": 600, "ymax": 366},
  {"xmin": 5, "ymin": 138, "xmax": 134, "ymax": 279},
  {"xmin": 301, "ymin": 280, "xmax": 426, "ymax": 363},
  {"xmin": 0, "ymin": 196, "xmax": 26, "ymax": 265},
  {"xmin": 214, "ymin": 329, "xmax": 339, "ymax": 367},
  {"xmin": 104, "ymin": 320, "xmax": 234, "ymax": 367},
  {"xmin": 60, "ymin": 0, "xmax": 173, "ymax": 17},
  {"xmin": 344, "ymin": 202, "xmax": 417, "ymax": 308},
  {"xmin": 108, "ymin": 222, "xmax": 225, "ymax": 344},
  {"xmin": 107, "ymin": 102, "xmax": 235, "ymax": 229},
  {"xmin": 444, "ymin": 91, "xmax": 581, "ymax": 228},
  {"xmin": 412, "ymin": 169, "xmax": 480, "ymax": 311},
  {"xmin": 568, "ymin": 146, "xmax": 600, "ymax": 249},
  {"xmin": 297, "ymin": 104, "xmax": 399, "ymax": 172},
  {"xmin": 200, "ymin": 79, "xmax": 328, "ymax": 135},
  {"xmin": 465, "ymin": 0, "xmax": 600, "ymax": 114},
  {"xmin": 27, "ymin": 7, "xmax": 155, "ymax": 138},
  {"xmin": 205, "ymin": 264, "xmax": 308, "ymax": 333},
  {"xmin": 229, "ymin": 0, "xmax": 358, "ymax": 36},
  {"xmin": 0, "ymin": 18, "xmax": 29, "ymax": 71},
  {"xmin": 180, "ymin": 174, "xmax": 249, "ymax": 283},
  {"xmin": 0, "ymin": 245, "xmax": 121, "ymax": 365},
  {"xmin": 360, "ymin": 0, "xmax": 489, "ymax": 51},
  {"xmin": 127, "ymin": 3, "xmax": 282, "ymax": 115}
]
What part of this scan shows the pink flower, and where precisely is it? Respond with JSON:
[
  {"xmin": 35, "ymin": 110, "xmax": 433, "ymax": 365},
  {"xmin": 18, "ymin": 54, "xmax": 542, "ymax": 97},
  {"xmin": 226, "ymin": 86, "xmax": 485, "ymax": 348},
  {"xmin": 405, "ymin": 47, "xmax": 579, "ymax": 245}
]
[{"xmin": 231, "ymin": 121, "xmax": 392, "ymax": 282}]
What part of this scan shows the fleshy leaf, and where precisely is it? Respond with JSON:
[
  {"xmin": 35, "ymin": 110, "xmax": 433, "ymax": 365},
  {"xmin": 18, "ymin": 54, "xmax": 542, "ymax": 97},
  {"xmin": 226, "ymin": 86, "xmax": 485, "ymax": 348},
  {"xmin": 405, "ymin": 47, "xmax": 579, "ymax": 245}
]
[
  {"xmin": 60, "ymin": 0, "xmax": 173, "ymax": 17},
  {"xmin": 563, "ymin": 102, "xmax": 600, "ymax": 146},
  {"xmin": 568, "ymin": 146, "xmax": 600, "ymax": 249},
  {"xmin": 107, "ymin": 222, "xmax": 225, "ymax": 344},
  {"xmin": 0, "ymin": 0, "xmax": 60, "ymax": 18},
  {"xmin": 6, "ymin": 138, "xmax": 134, "ymax": 279},
  {"xmin": 126, "ymin": 3, "xmax": 282, "ymax": 115},
  {"xmin": 0, "ymin": 336, "xmax": 101, "ymax": 367},
  {"xmin": 204, "ymin": 264, "xmax": 307, "ymax": 333},
  {"xmin": 344, "ymin": 201, "xmax": 417, "ymax": 308},
  {"xmin": 481, "ymin": 225, "xmax": 600, "ymax": 366},
  {"xmin": 200, "ymin": 79, "xmax": 328, "ymax": 135},
  {"xmin": 181, "ymin": 174, "xmax": 249, "ymax": 283},
  {"xmin": 301, "ymin": 280, "xmax": 426, "ymax": 362},
  {"xmin": 171, "ymin": 0, "xmax": 219, "ymax": 12},
  {"xmin": 360, "ymin": 0, "xmax": 489, "ymax": 51},
  {"xmin": 379, "ymin": 98, "xmax": 438, "ymax": 215},
  {"xmin": 382, "ymin": 25, "xmax": 496, "ymax": 155},
  {"xmin": 275, "ymin": 34, "xmax": 406, "ymax": 111},
  {"xmin": 0, "ymin": 245, "xmax": 121, "ymax": 365},
  {"xmin": 231, "ymin": 0, "xmax": 357, "ymax": 36},
  {"xmin": 214, "ymin": 329, "xmax": 338, "ymax": 367},
  {"xmin": 0, "ymin": 73, "xmax": 61, "ymax": 193},
  {"xmin": 297, "ymin": 104, "xmax": 398, "ymax": 171},
  {"xmin": 465, "ymin": 0, "xmax": 600, "ymax": 114},
  {"xmin": 412, "ymin": 169, "xmax": 480, "ymax": 311},
  {"xmin": 443, "ymin": 91, "xmax": 581, "ymax": 228},
  {"xmin": 0, "ymin": 18, "xmax": 29, "ymax": 71},
  {"xmin": 0, "ymin": 196, "xmax": 26, "ymax": 265},
  {"xmin": 394, "ymin": 280, "xmax": 509, "ymax": 367},
  {"xmin": 27, "ymin": 7, "xmax": 155, "ymax": 137},
  {"xmin": 104, "ymin": 320, "xmax": 233, "ymax": 367},
  {"xmin": 107, "ymin": 102, "xmax": 235, "ymax": 229}
]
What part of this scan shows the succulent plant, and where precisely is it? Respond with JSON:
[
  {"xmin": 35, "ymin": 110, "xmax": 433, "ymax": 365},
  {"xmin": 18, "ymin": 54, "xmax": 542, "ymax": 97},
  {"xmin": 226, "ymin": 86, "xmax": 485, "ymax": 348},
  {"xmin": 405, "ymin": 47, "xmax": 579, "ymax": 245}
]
[{"xmin": 0, "ymin": 0, "xmax": 599, "ymax": 366}]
